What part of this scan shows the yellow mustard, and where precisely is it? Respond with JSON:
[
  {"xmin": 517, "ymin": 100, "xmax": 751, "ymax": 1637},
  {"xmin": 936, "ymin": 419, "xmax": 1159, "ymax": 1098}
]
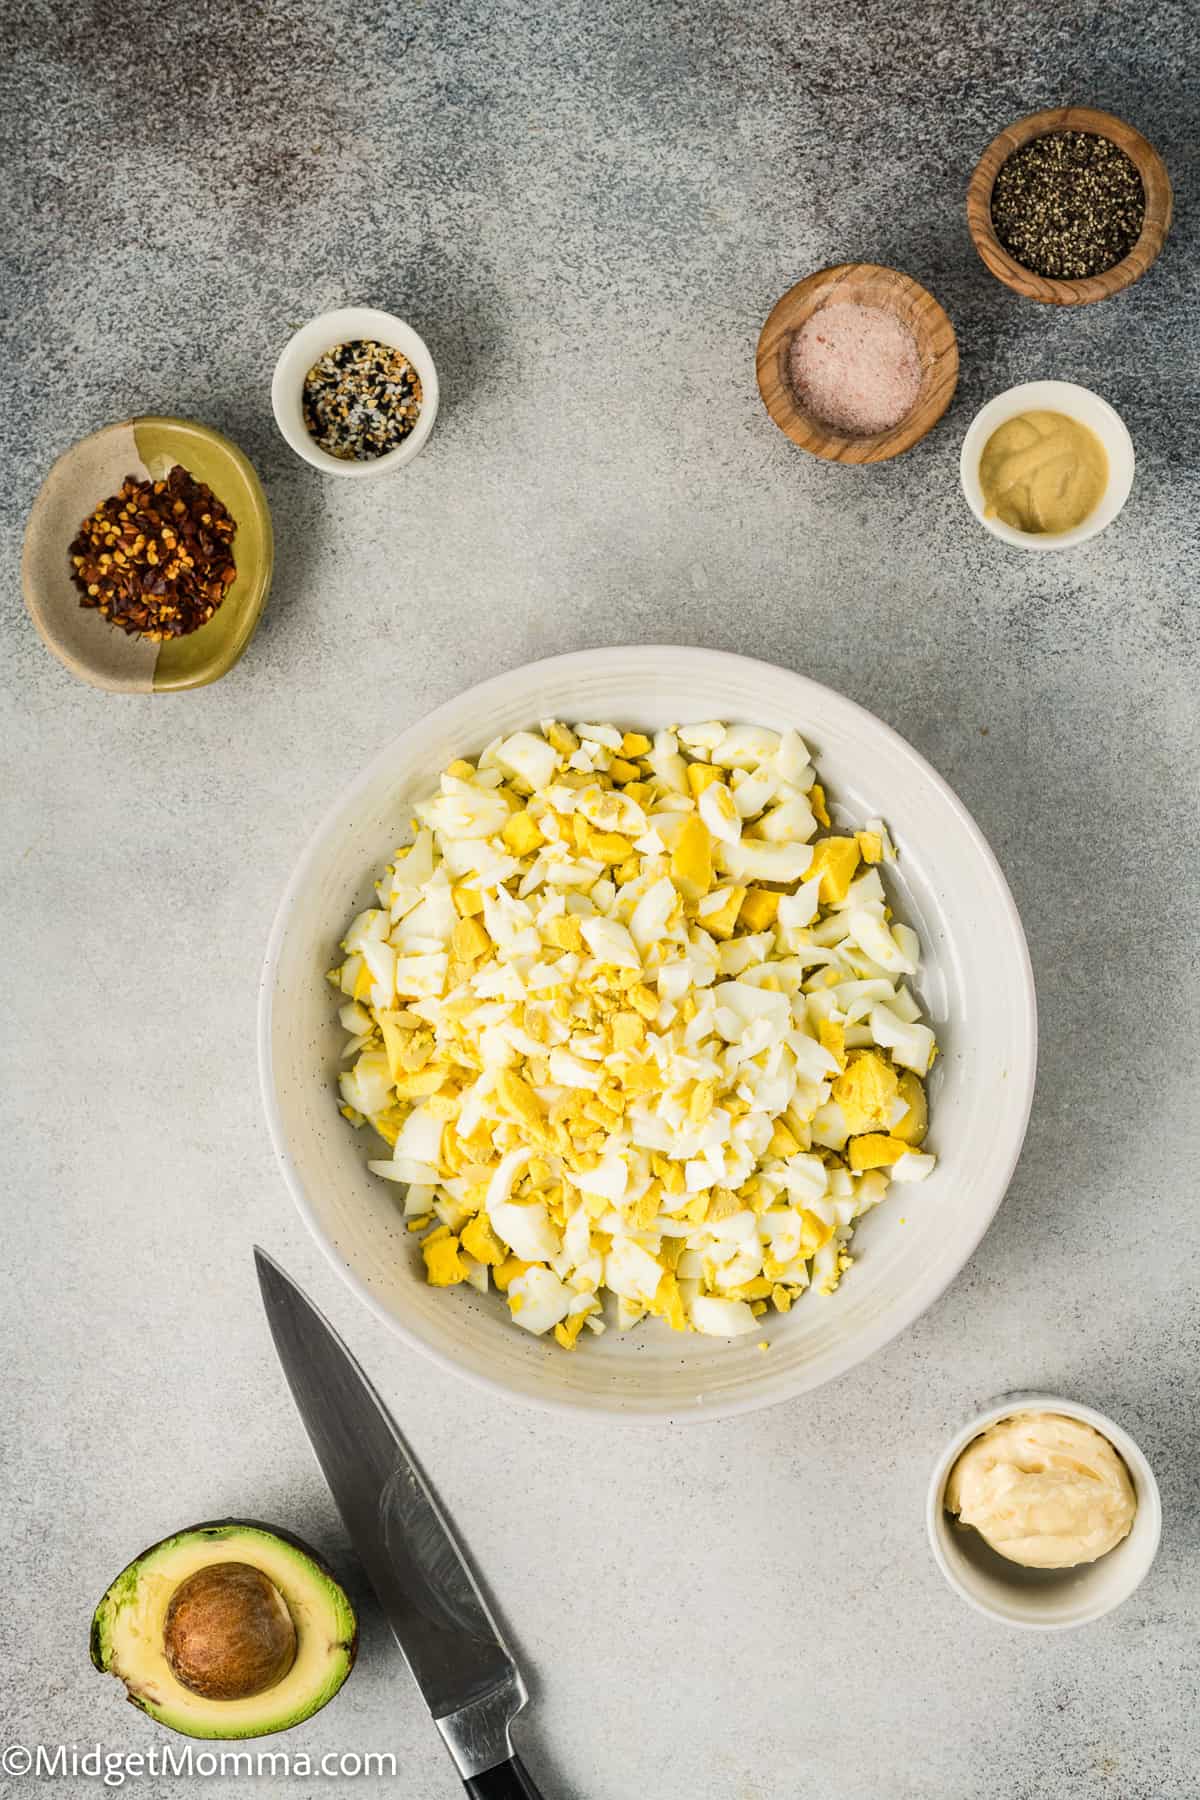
[{"xmin": 979, "ymin": 410, "xmax": 1108, "ymax": 534}]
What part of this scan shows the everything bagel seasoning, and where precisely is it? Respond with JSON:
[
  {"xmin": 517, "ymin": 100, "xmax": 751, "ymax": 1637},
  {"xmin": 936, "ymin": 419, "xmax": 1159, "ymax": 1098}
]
[{"xmin": 302, "ymin": 339, "xmax": 423, "ymax": 461}]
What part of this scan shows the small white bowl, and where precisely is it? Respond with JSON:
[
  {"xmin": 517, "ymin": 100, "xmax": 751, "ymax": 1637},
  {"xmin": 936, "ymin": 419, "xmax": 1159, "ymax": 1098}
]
[
  {"xmin": 271, "ymin": 306, "xmax": 439, "ymax": 478},
  {"xmin": 959, "ymin": 380, "xmax": 1134, "ymax": 551},
  {"xmin": 928, "ymin": 1393, "xmax": 1162, "ymax": 1629}
]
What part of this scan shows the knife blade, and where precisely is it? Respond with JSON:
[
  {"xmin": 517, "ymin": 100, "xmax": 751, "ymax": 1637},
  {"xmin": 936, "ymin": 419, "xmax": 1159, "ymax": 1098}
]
[{"xmin": 254, "ymin": 1248, "xmax": 545, "ymax": 1798}]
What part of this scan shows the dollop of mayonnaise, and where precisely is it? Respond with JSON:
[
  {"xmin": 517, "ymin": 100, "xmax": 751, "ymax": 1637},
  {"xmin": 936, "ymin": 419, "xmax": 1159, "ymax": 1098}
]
[{"xmin": 945, "ymin": 1412, "xmax": 1136, "ymax": 1569}]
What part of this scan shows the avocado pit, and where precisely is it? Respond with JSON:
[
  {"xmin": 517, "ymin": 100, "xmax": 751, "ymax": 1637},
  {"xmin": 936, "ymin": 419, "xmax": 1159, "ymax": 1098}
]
[{"xmin": 163, "ymin": 1562, "xmax": 297, "ymax": 1701}]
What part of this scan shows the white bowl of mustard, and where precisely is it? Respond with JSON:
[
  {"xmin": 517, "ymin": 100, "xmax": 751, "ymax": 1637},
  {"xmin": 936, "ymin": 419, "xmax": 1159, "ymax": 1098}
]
[
  {"xmin": 927, "ymin": 1393, "xmax": 1162, "ymax": 1630},
  {"xmin": 960, "ymin": 380, "xmax": 1134, "ymax": 550}
]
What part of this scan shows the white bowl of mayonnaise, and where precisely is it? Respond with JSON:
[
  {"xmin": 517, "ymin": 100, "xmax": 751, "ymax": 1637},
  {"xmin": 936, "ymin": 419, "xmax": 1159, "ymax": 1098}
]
[{"xmin": 927, "ymin": 1393, "xmax": 1161, "ymax": 1629}]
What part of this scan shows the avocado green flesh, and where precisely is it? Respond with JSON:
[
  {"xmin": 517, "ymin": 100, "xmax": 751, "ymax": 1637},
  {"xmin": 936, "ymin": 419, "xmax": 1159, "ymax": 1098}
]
[{"xmin": 91, "ymin": 1522, "xmax": 356, "ymax": 1740}]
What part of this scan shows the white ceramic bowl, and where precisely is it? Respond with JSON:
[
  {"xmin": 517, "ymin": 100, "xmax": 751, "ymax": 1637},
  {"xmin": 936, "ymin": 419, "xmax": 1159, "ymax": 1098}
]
[
  {"xmin": 259, "ymin": 647, "xmax": 1037, "ymax": 1420},
  {"xmin": 959, "ymin": 380, "xmax": 1134, "ymax": 550},
  {"xmin": 928, "ymin": 1393, "xmax": 1161, "ymax": 1628},
  {"xmin": 271, "ymin": 306, "xmax": 439, "ymax": 478}
]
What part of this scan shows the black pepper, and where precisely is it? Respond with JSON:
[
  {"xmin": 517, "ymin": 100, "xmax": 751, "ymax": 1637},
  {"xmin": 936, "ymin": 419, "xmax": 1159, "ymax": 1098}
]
[
  {"xmin": 991, "ymin": 131, "xmax": 1145, "ymax": 280},
  {"xmin": 302, "ymin": 339, "xmax": 423, "ymax": 461}
]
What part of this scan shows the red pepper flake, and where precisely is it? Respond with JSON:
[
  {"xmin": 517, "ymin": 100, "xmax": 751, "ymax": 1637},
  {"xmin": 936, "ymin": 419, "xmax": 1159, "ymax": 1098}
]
[{"xmin": 68, "ymin": 464, "xmax": 238, "ymax": 640}]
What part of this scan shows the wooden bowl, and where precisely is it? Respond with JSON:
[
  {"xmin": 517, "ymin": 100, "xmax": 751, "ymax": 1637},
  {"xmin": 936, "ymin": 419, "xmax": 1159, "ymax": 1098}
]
[
  {"xmin": 22, "ymin": 417, "xmax": 273, "ymax": 693},
  {"xmin": 966, "ymin": 106, "xmax": 1172, "ymax": 306},
  {"xmin": 755, "ymin": 263, "xmax": 959, "ymax": 464}
]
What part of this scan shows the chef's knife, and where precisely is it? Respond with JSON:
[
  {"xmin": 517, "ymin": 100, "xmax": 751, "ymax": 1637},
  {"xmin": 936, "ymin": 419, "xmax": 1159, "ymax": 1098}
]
[{"xmin": 254, "ymin": 1248, "xmax": 545, "ymax": 1799}]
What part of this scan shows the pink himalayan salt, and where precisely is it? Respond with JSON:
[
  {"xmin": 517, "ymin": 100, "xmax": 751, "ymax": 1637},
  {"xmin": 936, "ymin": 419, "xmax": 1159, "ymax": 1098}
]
[{"xmin": 789, "ymin": 302, "xmax": 922, "ymax": 436}]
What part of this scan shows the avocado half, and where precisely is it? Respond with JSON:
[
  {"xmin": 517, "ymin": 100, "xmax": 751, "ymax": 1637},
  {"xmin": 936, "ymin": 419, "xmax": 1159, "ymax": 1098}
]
[{"xmin": 90, "ymin": 1520, "xmax": 357, "ymax": 1739}]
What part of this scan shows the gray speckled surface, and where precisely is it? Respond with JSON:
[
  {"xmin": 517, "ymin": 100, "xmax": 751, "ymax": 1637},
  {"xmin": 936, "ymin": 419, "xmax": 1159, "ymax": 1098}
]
[{"xmin": 2, "ymin": 2, "xmax": 1198, "ymax": 1795}]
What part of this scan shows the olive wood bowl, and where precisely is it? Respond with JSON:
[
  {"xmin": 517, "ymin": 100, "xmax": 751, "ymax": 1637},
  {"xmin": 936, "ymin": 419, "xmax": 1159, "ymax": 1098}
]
[
  {"xmin": 966, "ymin": 105, "xmax": 1172, "ymax": 306},
  {"xmin": 755, "ymin": 263, "xmax": 959, "ymax": 465}
]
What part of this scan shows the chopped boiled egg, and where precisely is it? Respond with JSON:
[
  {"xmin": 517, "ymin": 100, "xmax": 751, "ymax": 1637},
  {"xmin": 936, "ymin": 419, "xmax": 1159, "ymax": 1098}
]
[{"xmin": 331, "ymin": 720, "xmax": 938, "ymax": 1348}]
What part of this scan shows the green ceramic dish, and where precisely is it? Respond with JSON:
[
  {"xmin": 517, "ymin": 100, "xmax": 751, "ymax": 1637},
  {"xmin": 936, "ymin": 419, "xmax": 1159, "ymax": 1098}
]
[{"xmin": 22, "ymin": 416, "xmax": 273, "ymax": 693}]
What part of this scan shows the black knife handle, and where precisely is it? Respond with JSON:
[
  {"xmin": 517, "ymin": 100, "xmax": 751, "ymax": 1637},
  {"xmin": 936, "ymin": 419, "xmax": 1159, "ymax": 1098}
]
[{"xmin": 463, "ymin": 1754, "xmax": 544, "ymax": 1799}]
